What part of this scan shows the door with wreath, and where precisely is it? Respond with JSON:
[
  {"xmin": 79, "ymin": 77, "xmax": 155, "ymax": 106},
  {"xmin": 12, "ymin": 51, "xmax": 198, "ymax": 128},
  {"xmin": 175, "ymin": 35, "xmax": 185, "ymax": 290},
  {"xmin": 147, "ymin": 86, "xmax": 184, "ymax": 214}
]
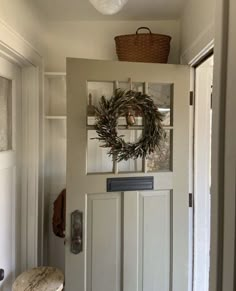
[{"xmin": 66, "ymin": 58, "xmax": 190, "ymax": 291}]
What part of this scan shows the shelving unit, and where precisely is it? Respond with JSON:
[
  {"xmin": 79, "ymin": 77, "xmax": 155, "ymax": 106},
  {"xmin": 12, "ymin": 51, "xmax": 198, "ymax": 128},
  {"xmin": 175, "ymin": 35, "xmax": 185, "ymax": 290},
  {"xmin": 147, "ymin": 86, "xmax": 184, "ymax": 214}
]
[{"xmin": 43, "ymin": 72, "xmax": 66, "ymax": 272}]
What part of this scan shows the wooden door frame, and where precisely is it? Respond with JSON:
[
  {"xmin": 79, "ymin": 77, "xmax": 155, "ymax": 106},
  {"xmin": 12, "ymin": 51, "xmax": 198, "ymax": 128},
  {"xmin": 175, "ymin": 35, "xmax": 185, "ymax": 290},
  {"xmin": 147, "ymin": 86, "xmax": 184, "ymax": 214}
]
[
  {"xmin": 193, "ymin": 54, "xmax": 213, "ymax": 291},
  {"xmin": 181, "ymin": 42, "xmax": 214, "ymax": 291},
  {"xmin": 0, "ymin": 18, "xmax": 43, "ymax": 270}
]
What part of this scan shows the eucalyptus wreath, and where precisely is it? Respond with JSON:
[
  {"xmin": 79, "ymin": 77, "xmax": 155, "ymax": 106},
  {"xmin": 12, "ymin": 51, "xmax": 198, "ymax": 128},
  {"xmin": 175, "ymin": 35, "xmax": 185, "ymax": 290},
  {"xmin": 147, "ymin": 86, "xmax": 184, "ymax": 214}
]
[{"xmin": 93, "ymin": 89, "xmax": 164, "ymax": 162}]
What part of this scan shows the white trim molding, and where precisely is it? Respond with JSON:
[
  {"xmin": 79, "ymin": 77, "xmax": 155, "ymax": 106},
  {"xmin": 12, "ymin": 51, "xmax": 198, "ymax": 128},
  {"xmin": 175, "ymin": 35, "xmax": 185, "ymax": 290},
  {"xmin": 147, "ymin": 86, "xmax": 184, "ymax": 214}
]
[
  {"xmin": 0, "ymin": 18, "xmax": 44, "ymax": 271},
  {"xmin": 0, "ymin": 18, "xmax": 42, "ymax": 66}
]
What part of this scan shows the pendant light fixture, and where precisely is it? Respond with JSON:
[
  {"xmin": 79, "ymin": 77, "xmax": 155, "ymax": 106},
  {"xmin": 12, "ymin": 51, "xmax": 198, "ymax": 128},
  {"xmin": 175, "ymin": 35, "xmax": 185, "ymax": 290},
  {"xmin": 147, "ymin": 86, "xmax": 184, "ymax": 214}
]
[{"xmin": 89, "ymin": 0, "xmax": 128, "ymax": 15}]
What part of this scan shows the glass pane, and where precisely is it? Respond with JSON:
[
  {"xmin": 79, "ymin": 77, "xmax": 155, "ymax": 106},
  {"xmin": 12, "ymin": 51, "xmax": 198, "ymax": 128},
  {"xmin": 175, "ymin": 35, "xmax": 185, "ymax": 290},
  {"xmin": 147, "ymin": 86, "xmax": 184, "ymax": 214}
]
[
  {"xmin": 87, "ymin": 81, "xmax": 114, "ymax": 125},
  {"xmin": 147, "ymin": 130, "xmax": 172, "ymax": 172},
  {"xmin": 117, "ymin": 115, "xmax": 144, "ymax": 126},
  {"xmin": 117, "ymin": 82, "xmax": 144, "ymax": 126},
  {"xmin": 0, "ymin": 77, "xmax": 12, "ymax": 151},
  {"xmin": 148, "ymin": 83, "xmax": 173, "ymax": 126},
  {"xmin": 117, "ymin": 129, "xmax": 143, "ymax": 172},
  {"xmin": 118, "ymin": 82, "xmax": 144, "ymax": 93},
  {"xmin": 87, "ymin": 130, "xmax": 113, "ymax": 173}
]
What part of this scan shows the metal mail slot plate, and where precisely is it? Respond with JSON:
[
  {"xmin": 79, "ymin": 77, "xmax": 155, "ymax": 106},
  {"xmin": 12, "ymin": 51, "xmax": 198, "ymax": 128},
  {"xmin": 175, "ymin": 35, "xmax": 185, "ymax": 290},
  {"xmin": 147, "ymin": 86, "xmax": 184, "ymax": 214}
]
[{"xmin": 107, "ymin": 176, "xmax": 154, "ymax": 192}]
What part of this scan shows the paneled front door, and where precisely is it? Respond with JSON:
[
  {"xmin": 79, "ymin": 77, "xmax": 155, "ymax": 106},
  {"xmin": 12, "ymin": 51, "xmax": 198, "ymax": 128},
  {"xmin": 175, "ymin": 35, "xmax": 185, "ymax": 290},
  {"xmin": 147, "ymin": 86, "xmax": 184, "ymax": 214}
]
[{"xmin": 66, "ymin": 58, "xmax": 190, "ymax": 291}]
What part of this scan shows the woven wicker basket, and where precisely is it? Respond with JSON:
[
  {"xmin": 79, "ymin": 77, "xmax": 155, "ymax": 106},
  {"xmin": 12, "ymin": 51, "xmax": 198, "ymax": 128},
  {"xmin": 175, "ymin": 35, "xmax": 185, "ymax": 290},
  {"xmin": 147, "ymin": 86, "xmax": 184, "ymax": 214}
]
[{"xmin": 115, "ymin": 27, "xmax": 171, "ymax": 63}]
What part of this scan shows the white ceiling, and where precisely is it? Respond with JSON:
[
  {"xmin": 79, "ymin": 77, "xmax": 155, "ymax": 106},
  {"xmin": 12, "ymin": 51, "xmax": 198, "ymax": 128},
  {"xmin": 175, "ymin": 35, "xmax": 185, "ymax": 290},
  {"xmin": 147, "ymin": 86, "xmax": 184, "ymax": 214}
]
[{"xmin": 33, "ymin": 0, "xmax": 187, "ymax": 21}]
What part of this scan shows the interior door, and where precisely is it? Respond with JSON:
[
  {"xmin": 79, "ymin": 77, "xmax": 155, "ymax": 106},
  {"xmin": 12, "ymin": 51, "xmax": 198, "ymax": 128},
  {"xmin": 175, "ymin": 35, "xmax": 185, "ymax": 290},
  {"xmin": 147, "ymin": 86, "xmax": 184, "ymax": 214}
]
[
  {"xmin": 66, "ymin": 58, "xmax": 190, "ymax": 291},
  {"xmin": 0, "ymin": 56, "xmax": 22, "ymax": 290}
]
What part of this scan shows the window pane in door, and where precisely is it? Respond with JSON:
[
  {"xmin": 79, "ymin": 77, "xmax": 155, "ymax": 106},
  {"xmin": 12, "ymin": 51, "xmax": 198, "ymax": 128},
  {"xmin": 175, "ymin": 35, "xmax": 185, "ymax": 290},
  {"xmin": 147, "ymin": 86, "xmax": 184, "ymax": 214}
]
[
  {"xmin": 87, "ymin": 81, "xmax": 114, "ymax": 125},
  {"xmin": 117, "ymin": 82, "xmax": 144, "ymax": 126},
  {"xmin": 147, "ymin": 130, "xmax": 172, "ymax": 172},
  {"xmin": 87, "ymin": 130, "xmax": 113, "ymax": 173},
  {"xmin": 118, "ymin": 81, "xmax": 144, "ymax": 92},
  {"xmin": 117, "ymin": 129, "xmax": 143, "ymax": 172},
  {"xmin": 0, "ymin": 77, "xmax": 12, "ymax": 151},
  {"xmin": 148, "ymin": 83, "xmax": 173, "ymax": 126}
]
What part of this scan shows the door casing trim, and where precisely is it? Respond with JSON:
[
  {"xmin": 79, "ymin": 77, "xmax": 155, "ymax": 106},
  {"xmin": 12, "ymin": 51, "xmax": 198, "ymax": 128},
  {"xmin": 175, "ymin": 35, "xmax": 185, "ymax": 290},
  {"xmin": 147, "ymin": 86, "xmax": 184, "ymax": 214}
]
[{"xmin": 0, "ymin": 17, "xmax": 43, "ymax": 271}]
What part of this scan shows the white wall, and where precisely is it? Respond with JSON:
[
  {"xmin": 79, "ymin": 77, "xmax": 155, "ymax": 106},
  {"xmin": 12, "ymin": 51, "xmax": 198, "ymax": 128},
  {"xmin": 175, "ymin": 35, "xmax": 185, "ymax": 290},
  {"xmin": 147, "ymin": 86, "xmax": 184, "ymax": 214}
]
[
  {"xmin": 0, "ymin": 0, "xmax": 45, "ymax": 53},
  {"xmin": 215, "ymin": 0, "xmax": 236, "ymax": 289},
  {"xmin": 209, "ymin": 0, "xmax": 236, "ymax": 289},
  {"xmin": 180, "ymin": 0, "xmax": 216, "ymax": 63},
  {"xmin": 43, "ymin": 20, "xmax": 180, "ymax": 72},
  {"xmin": 0, "ymin": 3, "xmax": 180, "ymax": 71}
]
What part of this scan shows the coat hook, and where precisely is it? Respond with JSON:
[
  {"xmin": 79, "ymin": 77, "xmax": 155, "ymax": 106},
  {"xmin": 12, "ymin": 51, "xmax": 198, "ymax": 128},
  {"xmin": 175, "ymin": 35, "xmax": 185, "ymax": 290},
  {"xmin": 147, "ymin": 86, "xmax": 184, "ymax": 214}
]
[{"xmin": 128, "ymin": 78, "xmax": 132, "ymax": 90}]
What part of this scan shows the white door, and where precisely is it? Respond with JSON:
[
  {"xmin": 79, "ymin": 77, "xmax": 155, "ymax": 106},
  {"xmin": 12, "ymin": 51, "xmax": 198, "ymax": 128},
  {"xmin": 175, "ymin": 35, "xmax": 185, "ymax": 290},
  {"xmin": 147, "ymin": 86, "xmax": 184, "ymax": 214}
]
[
  {"xmin": 66, "ymin": 59, "xmax": 190, "ymax": 291},
  {"xmin": 0, "ymin": 56, "xmax": 22, "ymax": 290}
]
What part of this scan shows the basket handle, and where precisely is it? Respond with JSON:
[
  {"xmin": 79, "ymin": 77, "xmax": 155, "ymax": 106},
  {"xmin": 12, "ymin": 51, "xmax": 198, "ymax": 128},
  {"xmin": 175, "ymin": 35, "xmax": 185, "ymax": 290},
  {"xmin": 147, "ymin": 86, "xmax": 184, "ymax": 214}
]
[{"xmin": 136, "ymin": 27, "xmax": 152, "ymax": 34}]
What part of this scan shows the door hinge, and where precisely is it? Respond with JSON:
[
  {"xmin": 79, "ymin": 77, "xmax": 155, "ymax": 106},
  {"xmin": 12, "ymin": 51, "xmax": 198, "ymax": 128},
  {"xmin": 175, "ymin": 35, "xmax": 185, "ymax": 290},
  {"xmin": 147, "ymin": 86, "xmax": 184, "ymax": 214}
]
[
  {"xmin": 189, "ymin": 91, "xmax": 194, "ymax": 106},
  {"xmin": 189, "ymin": 193, "xmax": 193, "ymax": 207},
  {"xmin": 211, "ymin": 84, "xmax": 213, "ymax": 109}
]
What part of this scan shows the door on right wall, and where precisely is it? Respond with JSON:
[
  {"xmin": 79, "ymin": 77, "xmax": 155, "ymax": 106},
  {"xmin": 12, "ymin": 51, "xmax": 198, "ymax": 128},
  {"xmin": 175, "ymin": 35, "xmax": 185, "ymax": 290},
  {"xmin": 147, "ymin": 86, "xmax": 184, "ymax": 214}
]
[{"xmin": 194, "ymin": 55, "xmax": 214, "ymax": 291}]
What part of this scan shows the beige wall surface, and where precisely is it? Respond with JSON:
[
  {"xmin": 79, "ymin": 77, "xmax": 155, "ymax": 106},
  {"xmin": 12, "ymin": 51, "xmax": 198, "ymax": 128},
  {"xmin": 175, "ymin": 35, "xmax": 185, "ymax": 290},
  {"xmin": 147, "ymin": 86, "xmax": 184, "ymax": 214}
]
[
  {"xmin": 180, "ymin": 0, "xmax": 216, "ymax": 63},
  {"xmin": 0, "ymin": 0, "xmax": 45, "ymax": 53},
  {"xmin": 43, "ymin": 20, "xmax": 180, "ymax": 72},
  {"xmin": 0, "ymin": 0, "xmax": 215, "ymax": 70},
  {"xmin": 0, "ymin": 2, "xmax": 180, "ymax": 72}
]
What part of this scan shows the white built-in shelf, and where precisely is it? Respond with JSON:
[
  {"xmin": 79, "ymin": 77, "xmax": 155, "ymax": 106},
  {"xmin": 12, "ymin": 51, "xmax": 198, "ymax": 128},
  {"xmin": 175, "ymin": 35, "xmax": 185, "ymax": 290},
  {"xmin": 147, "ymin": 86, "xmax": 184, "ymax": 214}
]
[
  {"xmin": 45, "ymin": 115, "xmax": 67, "ymax": 120},
  {"xmin": 44, "ymin": 72, "xmax": 66, "ymax": 76}
]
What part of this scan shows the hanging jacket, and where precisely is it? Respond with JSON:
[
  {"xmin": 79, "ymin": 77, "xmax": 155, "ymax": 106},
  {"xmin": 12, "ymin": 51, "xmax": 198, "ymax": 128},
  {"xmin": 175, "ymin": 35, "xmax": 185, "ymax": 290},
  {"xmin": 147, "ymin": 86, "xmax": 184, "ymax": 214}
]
[{"xmin": 52, "ymin": 189, "xmax": 66, "ymax": 238}]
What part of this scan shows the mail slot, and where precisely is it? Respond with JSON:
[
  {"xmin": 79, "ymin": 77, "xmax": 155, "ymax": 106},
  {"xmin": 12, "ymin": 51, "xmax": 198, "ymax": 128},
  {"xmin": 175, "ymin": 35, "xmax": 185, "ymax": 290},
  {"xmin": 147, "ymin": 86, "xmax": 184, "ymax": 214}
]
[{"xmin": 107, "ymin": 176, "xmax": 154, "ymax": 192}]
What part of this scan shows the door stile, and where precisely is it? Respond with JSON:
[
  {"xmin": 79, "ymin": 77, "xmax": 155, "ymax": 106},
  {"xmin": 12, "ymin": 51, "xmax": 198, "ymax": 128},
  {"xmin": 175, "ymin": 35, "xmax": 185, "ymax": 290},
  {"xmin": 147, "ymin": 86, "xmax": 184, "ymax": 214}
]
[
  {"xmin": 123, "ymin": 191, "xmax": 139, "ymax": 291},
  {"xmin": 172, "ymin": 71, "xmax": 190, "ymax": 291}
]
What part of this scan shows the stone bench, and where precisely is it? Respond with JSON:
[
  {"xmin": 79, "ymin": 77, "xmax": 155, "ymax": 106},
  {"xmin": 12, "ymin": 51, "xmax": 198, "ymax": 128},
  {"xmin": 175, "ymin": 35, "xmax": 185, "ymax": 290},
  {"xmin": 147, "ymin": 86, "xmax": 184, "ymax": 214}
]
[{"xmin": 12, "ymin": 266, "xmax": 64, "ymax": 291}]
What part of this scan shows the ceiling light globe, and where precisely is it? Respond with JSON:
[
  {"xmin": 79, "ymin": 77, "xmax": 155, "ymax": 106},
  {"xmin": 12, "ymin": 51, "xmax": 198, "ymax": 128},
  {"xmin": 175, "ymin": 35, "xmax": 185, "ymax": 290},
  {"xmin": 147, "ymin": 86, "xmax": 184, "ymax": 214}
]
[{"xmin": 89, "ymin": 0, "xmax": 128, "ymax": 15}]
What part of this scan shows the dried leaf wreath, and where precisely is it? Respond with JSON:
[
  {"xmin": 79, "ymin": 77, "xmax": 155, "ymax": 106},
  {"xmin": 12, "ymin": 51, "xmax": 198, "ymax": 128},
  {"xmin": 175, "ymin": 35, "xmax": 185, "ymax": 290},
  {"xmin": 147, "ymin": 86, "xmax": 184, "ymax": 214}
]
[{"xmin": 92, "ymin": 89, "xmax": 164, "ymax": 162}]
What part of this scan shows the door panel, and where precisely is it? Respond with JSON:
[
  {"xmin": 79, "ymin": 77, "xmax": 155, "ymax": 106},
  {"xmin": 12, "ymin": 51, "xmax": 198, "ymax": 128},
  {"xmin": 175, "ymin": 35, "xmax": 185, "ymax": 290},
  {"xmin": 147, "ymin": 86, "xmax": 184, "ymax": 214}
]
[
  {"xmin": 139, "ymin": 191, "xmax": 171, "ymax": 291},
  {"xmin": 87, "ymin": 193, "xmax": 121, "ymax": 291},
  {"xmin": 66, "ymin": 58, "xmax": 190, "ymax": 291}
]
